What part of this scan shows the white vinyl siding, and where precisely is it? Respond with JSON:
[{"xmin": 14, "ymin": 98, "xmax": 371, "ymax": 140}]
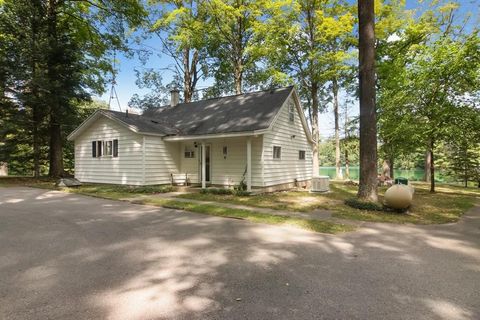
[
  {"xmin": 74, "ymin": 117, "xmax": 144, "ymax": 185},
  {"xmin": 144, "ymin": 136, "xmax": 180, "ymax": 185},
  {"xmin": 209, "ymin": 137, "xmax": 262, "ymax": 187},
  {"xmin": 262, "ymin": 95, "xmax": 313, "ymax": 186},
  {"xmin": 180, "ymin": 142, "xmax": 199, "ymax": 184}
]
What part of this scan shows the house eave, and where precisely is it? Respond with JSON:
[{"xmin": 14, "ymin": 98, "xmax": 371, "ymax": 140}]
[{"xmin": 162, "ymin": 130, "xmax": 268, "ymax": 141}]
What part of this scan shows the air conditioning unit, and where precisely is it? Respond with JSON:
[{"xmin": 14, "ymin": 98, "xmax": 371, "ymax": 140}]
[{"xmin": 311, "ymin": 176, "xmax": 330, "ymax": 192}]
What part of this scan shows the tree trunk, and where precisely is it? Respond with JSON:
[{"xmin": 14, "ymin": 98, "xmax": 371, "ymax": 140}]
[
  {"xmin": 429, "ymin": 140, "xmax": 435, "ymax": 193},
  {"xmin": 183, "ymin": 47, "xmax": 192, "ymax": 103},
  {"xmin": 357, "ymin": 0, "xmax": 378, "ymax": 201},
  {"xmin": 49, "ymin": 118, "xmax": 63, "ymax": 177},
  {"xmin": 345, "ymin": 149, "xmax": 350, "ymax": 179},
  {"xmin": 424, "ymin": 149, "xmax": 431, "ymax": 182},
  {"xmin": 333, "ymin": 79, "xmax": 341, "ymax": 180},
  {"xmin": 311, "ymin": 82, "xmax": 320, "ymax": 177},
  {"xmin": 382, "ymin": 159, "xmax": 391, "ymax": 179},
  {"xmin": 30, "ymin": 12, "xmax": 40, "ymax": 178},
  {"xmin": 33, "ymin": 104, "xmax": 41, "ymax": 178},
  {"xmin": 233, "ymin": 15, "xmax": 243, "ymax": 94},
  {"xmin": 183, "ymin": 47, "xmax": 199, "ymax": 103},
  {"xmin": 389, "ymin": 155, "xmax": 394, "ymax": 180},
  {"xmin": 234, "ymin": 59, "xmax": 242, "ymax": 94},
  {"xmin": 47, "ymin": 0, "xmax": 63, "ymax": 177}
]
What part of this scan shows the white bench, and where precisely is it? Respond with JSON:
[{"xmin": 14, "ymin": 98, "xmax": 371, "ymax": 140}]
[{"xmin": 171, "ymin": 173, "xmax": 189, "ymax": 186}]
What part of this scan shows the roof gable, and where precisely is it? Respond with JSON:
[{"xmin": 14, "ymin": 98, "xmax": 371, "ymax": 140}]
[{"xmin": 266, "ymin": 89, "xmax": 314, "ymax": 144}]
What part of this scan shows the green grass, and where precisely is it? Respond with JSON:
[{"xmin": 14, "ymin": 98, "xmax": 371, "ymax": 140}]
[
  {"xmin": 3, "ymin": 176, "xmax": 478, "ymax": 225},
  {"xmin": 143, "ymin": 199, "xmax": 354, "ymax": 234},
  {"xmin": 66, "ymin": 184, "xmax": 175, "ymax": 200},
  {"xmin": 0, "ymin": 176, "xmax": 58, "ymax": 189},
  {"xmin": 0, "ymin": 177, "xmax": 174, "ymax": 197},
  {"xmin": 0, "ymin": 176, "xmax": 353, "ymax": 234},
  {"xmin": 178, "ymin": 182, "xmax": 480, "ymax": 224}
]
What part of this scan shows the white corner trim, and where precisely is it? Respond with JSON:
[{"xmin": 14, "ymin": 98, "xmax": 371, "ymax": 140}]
[{"xmin": 292, "ymin": 90, "xmax": 315, "ymax": 144}]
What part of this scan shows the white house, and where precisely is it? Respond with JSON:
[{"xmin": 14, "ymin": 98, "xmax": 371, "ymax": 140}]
[{"xmin": 67, "ymin": 86, "xmax": 314, "ymax": 191}]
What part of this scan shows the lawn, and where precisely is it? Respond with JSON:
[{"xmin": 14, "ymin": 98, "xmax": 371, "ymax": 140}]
[
  {"xmin": 178, "ymin": 182, "xmax": 480, "ymax": 224},
  {"xmin": 0, "ymin": 177, "xmax": 174, "ymax": 198},
  {"xmin": 2, "ymin": 176, "xmax": 478, "ymax": 225},
  {"xmin": 0, "ymin": 177, "xmax": 353, "ymax": 234}
]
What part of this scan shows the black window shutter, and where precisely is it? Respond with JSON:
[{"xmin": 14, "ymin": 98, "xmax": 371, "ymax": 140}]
[
  {"xmin": 113, "ymin": 139, "xmax": 118, "ymax": 157},
  {"xmin": 92, "ymin": 141, "xmax": 96, "ymax": 157},
  {"xmin": 98, "ymin": 140, "xmax": 102, "ymax": 157}
]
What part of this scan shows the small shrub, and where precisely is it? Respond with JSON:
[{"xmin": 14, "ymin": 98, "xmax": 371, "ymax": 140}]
[
  {"xmin": 234, "ymin": 180, "xmax": 247, "ymax": 191},
  {"xmin": 200, "ymin": 188, "xmax": 234, "ymax": 195},
  {"xmin": 234, "ymin": 190, "xmax": 251, "ymax": 196},
  {"xmin": 128, "ymin": 185, "xmax": 175, "ymax": 194},
  {"xmin": 345, "ymin": 198, "xmax": 385, "ymax": 211}
]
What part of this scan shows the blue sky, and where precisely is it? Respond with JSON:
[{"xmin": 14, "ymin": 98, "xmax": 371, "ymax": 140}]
[{"xmin": 96, "ymin": 0, "xmax": 479, "ymax": 139}]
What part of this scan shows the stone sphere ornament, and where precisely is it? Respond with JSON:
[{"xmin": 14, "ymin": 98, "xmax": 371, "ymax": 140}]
[{"xmin": 384, "ymin": 184, "xmax": 414, "ymax": 210}]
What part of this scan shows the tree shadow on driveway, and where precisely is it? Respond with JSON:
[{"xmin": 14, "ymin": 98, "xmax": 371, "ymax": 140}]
[{"xmin": 0, "ymin": 187, "xmax": 479, "ymax": 320}]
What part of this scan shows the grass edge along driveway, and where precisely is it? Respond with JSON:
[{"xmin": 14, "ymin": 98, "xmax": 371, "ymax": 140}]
[{"xmin": 0, "ymin": 178, "xmax": 354, "ymax": 234}]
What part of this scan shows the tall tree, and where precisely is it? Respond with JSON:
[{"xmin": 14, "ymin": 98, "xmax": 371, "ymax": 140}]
[
  {"xmin": 377, "ymin": 2, "xmax": 480, "ymax": 192},
  {"xmin": 0, "ymin": 0, "xmax": 146, "ymax": 177},
  {"xmin": 133, "ymin": 0, "xmax": 209, "ymax": 106},
  {"xmin": 357, "ymin": 0, "xmax": 378, "ymax": 201},
  {"xmin": 260, "ymin": 0, "xmax": 355, "ymax": 178},
  {"xmin": 205, "ymin": 0, "xmax": 267, "ymax": 95},
  {"xmin": 322, "ymin": 0, "xmax": 355, "ymax": 180}
]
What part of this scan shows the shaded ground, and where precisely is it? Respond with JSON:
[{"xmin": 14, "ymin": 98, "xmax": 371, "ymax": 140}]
[
  {"xmin": 178, "ymin": 182, "xmax": 480, "ymax": 224},
  {"xmin": 1, "ymin": 187, "xmax": 479, "ymax": 320}
]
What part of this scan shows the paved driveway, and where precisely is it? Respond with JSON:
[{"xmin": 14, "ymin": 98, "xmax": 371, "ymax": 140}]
[{"xmin": 0, "ymin": 187, "xmax": 479, "ymax": 320}]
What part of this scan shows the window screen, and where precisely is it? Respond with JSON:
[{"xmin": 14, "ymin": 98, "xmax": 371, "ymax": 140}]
[
  {"xmin": 288, "ymin": 102, "xmax": 295, "ymax": 122},
  {"xmin": 299, "ymin": 150, "xmax": 306, "ymax": 160},
  {"xmin": 184, "ymin": 146, "xmax": 195, "ymax": 158},
  {"xmin": 104, "ymin": 141, "xmax": 113, "ymax": 156},
  {"xmin": 273, "ymin": 146, "xmax": 281, "ymax": 159}
]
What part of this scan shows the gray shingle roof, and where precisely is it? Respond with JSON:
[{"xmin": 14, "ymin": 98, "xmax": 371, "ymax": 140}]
[
  {"xmin": 100, "ymin": 109, "xmax": 179, "ymax": 135},
  {"xmin": 140, "ymin": 86, "xmax": 294, "ymax": 136}
]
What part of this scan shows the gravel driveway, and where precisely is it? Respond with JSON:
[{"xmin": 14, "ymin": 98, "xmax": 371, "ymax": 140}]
[{"xmin": 0, "ymin": 187, "xmax": 479, "ymax": 320}]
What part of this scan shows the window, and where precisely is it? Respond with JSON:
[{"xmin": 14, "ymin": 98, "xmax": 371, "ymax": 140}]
[
  {"xmin": 92, "ymin": 139, "xmax": 118, "ymax": 158},
  {"xmin": 273, "ymin": 146, "xmax": 281, "ymax": 159},
  {"xmin": 288, "ymin": 102, "xmax": 295, "ymax": 123},
  {"xmin": 184, "ymin": 146, "xmax": 195, "ymax": 158},
  {"xmin": 299, "ymin": 150, "xmax": 306, "ymax": 160},
  {"xmin": 104, "ymin": 140, "xmax": 113, "ymax": 156}
]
